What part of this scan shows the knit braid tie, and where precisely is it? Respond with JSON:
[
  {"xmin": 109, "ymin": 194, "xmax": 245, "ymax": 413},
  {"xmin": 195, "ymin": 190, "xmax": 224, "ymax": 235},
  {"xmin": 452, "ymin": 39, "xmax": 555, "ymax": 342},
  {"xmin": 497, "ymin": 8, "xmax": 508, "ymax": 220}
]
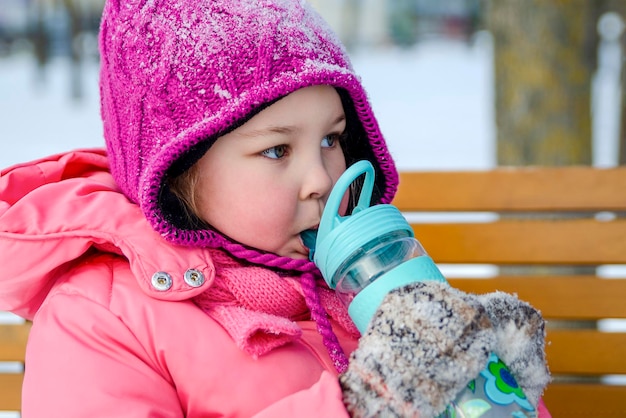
[
  {"xmin": 225, "ymin": 243, "xmax": 315, "ymax": 272},
  {"xmin": 300, "ymin": 271, "xmax": 349, "ymax": 374}
]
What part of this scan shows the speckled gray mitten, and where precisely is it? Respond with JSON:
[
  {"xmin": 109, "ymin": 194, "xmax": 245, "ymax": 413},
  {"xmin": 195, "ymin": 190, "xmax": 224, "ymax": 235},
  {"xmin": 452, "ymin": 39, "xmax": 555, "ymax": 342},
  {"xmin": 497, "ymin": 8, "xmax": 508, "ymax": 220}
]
[
  {"xmin": 477, "ymin": 291, "xmax": 551, "ymax": 407},
  {"xmin": 340, "ymin": 281, "xmax": 497, "ymax": 418}
]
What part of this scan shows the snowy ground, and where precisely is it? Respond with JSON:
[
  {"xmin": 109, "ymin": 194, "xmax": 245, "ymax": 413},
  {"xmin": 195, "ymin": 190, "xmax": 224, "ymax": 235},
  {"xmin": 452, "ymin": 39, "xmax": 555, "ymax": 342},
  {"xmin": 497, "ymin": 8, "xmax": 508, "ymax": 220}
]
[{"xmin": 0, "ymin": 34, "xmax": 624, "ymax": 416}]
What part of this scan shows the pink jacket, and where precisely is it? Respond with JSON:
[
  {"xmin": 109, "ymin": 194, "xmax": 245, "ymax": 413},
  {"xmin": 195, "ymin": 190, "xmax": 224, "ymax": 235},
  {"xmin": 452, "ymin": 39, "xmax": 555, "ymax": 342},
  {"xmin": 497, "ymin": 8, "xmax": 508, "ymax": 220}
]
[
  {"xmin": 0, "ymin": 149, "xmax": 356, "ymax": 417},
  {"xmin": 0, "ymin": 149, "xmax": 551, "ymax": 417}
]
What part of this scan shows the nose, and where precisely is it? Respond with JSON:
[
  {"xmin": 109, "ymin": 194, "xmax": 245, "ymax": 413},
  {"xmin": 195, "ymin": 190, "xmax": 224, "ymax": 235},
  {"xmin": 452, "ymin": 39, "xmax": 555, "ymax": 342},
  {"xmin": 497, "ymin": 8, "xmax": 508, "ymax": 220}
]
[{"xmin": 299, "ymin": 157, "xmax": 334, "ymax": 201}]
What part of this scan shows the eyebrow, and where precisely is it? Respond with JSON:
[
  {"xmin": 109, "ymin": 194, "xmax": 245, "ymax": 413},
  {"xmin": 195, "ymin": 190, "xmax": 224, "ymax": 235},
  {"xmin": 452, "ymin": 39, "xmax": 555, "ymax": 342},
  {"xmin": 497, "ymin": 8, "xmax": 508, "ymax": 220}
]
[{"xmin": 241, "ymin": 114, "xmax": 346, "ymax": 138}]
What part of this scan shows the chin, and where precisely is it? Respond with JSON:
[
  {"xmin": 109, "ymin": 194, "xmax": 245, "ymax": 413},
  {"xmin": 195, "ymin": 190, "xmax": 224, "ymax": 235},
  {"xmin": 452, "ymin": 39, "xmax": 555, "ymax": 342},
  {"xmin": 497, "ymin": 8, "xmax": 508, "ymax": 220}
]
[{"xmin": 284, "ymin": 251, "xmax": 308, "ymax": 261}]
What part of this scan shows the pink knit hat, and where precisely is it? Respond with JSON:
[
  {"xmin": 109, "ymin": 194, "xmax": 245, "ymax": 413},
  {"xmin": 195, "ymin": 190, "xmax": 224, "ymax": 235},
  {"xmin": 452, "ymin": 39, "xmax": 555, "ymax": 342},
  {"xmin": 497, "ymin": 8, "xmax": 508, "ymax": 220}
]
[{"xmin": 99, "ymin": 0, "xmax": 399, "ymax": 267}]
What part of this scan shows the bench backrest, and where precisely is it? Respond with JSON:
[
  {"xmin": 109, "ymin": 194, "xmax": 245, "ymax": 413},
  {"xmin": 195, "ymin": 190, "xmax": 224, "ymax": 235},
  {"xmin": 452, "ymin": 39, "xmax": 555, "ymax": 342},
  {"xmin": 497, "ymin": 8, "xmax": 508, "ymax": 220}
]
[
  {"xmin": 394, "ymin": 166, "xmax": 626, "ymax": 417},
  {"xmin": 1, "ymin": 166, "xmax": 625, "ymax": 416},
  {"xmin": 0, "ymin": 319, "xmax": 29, "ymax": 414}
]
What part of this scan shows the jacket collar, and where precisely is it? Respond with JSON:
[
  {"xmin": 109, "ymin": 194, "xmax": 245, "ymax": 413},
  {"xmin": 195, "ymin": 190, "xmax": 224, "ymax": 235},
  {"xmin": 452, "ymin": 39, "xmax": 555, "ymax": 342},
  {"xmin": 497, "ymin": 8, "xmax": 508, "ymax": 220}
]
[{"xmin": 0, "ymin": 149, "xmax": 215, "ymax": 319}]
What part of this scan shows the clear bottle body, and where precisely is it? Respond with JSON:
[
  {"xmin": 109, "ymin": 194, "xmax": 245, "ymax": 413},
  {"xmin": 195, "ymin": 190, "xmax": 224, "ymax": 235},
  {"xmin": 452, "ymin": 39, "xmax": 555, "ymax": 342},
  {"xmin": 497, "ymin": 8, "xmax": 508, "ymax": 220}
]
[{"xmin": 333, "ymin": 230, "xmax": 424, "ymax": 307}]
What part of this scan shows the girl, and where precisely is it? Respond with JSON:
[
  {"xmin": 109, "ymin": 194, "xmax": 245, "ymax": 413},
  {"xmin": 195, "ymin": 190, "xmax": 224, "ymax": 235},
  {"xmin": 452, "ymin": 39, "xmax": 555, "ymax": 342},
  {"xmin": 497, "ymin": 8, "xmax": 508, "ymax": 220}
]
[{"xmin": 0, "ymin": 0, "xmax": 551, "ymax": 416}]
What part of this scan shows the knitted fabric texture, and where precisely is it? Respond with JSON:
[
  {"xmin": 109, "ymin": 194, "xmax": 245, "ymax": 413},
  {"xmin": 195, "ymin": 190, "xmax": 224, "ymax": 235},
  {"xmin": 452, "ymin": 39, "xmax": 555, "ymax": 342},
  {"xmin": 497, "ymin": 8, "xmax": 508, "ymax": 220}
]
[
  {"xmin": 99, "ymin": 0, "xmax": 399, "ymax": 263},
  {"xmin": 476, "ymin": 291, "xmax": 551, "ymax": 407},
  {"xmin": 193, "ymin": 250, "xmax": 359, "ymax": 358},
  {"xmin": 340, "ymin": 282, "xmax": 551, "ymax": 417},
  {"xmin": 340, "ymin": 282, "xmax": 496, "ymax": 418}
]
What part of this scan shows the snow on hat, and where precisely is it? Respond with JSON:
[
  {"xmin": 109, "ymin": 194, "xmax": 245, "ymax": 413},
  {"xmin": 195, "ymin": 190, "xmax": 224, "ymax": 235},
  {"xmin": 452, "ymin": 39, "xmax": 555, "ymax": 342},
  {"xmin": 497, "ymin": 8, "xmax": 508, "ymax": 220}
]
[{"xmin": 99, "ymin": 0, "xmax": 399, "ymax": 265}]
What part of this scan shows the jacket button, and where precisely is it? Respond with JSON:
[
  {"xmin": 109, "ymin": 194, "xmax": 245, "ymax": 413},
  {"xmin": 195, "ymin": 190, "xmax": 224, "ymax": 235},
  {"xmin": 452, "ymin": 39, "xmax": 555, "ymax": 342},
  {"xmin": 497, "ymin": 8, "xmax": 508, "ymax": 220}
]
[
  {"xmin": 151, "ymin": 271, "xmax": 173, "ymax": 291},
  {"xmin": 184, "ymin": 269, "xmax": 205, "ymax": 287}
]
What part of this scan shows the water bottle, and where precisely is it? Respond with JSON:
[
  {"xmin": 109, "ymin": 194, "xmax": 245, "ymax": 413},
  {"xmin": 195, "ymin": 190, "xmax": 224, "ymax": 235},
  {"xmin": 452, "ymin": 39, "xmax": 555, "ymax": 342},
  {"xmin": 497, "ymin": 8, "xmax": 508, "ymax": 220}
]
[{"xmin": 302, "ymin": 160, "xmax": 537, "ymax": 418}]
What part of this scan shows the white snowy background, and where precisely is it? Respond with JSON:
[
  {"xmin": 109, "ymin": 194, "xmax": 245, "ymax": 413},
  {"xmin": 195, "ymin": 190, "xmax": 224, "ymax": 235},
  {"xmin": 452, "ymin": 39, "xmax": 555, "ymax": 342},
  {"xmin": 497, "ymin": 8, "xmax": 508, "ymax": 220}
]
[
  {"xmin": 1, "ymin": 29, "xmax": 623, "ymax": 171},
  {"xmin": 1, "ymin": 19, "xmax": 625, "ymax": 416}
]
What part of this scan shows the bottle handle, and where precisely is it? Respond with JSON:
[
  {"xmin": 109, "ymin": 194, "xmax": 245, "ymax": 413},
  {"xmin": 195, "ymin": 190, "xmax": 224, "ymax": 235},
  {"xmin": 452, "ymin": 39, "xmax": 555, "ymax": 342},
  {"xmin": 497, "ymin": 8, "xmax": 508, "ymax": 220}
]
[{"xmin": 317, "ymin": 160, "xmax": 376, "ymax": 242}]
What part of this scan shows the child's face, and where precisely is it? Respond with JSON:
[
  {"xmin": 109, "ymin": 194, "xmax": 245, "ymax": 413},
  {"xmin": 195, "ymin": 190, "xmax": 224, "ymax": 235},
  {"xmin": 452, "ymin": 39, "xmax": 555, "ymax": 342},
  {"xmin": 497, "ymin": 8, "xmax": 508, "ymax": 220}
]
[{"xmin": 194, "ymin": 85, "xmax": 348, "ymax": 259}]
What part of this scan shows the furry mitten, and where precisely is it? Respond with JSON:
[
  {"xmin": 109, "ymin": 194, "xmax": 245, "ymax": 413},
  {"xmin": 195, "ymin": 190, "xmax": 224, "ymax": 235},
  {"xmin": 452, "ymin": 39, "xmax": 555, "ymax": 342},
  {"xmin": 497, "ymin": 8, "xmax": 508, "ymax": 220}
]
[
  {"xmin": 477, "ymin": 291, "xmax": 551, "ymax": 407},
  {"xmin": 340, "ymin": 281, "xmax": 496, "ymax": 418}
]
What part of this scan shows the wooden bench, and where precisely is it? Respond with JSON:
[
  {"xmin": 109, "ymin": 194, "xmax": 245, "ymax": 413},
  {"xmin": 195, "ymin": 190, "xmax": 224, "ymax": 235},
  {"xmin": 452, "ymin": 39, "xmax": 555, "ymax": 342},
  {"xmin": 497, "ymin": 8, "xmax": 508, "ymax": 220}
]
[
  {"xmin": 394, "ymin": 165, "xmax": 626, "ymax": 417},
  {"xmin": 0, "ymin": 318, "xmax": 29, "ymax": 415},
  {"xmin": 2, "ymin": 166, "xmax": 625, "ymax": 416}
]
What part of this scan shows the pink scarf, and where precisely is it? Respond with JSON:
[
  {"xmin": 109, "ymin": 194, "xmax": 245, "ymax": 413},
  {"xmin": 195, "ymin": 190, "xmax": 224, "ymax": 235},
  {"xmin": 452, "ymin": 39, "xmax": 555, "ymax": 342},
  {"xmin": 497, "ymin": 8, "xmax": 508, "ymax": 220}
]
[{"xmin": 193, "ymin": 250, "xmax": 359, "ymax": 358}]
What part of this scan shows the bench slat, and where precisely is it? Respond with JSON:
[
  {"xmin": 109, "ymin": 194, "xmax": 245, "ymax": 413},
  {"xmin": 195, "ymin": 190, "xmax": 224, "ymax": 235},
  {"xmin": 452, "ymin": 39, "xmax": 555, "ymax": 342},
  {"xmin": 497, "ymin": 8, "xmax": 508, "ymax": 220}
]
[
  {"xmin": 0, "ymin": 323, "xmax": 30, "ymax": 362},
  {"xmin": 543, "ymin": 383, "xmax": 626, "ymax": 417},
  {"xmin": 449, "ymin": 277, "xmax": 626, "ymax": 320},
  {"xmin": 412, "ymin": 219, "xmax": 626, "ymax": 264},
  {"xmin": 450, "ymin": 279, "xmax": 626, "ymax": 374},
  {"xmin": 545, "ymin": 330, "xmax": 626, "ymax": 375},
  {"xmin": 0, "ymin": 373, "xmax": 23, "ymax": 411},
  {"xmin": 396, "ymin": 167, "xmax": 626, "ymax": 212}
]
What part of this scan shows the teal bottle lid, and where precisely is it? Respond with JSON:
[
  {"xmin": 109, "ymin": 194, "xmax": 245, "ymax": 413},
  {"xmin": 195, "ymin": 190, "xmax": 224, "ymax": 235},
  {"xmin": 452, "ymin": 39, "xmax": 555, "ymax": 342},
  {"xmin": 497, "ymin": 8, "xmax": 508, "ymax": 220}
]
[{"xmin": 311, "ymin": 160, "xmax": 415, "ymax": 289}]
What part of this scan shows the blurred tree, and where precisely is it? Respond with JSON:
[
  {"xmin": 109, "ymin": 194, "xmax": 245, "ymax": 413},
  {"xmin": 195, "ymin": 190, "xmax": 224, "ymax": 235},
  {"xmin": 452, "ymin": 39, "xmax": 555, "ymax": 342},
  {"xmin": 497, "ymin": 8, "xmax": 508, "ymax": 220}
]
[
  {"xmin": 341, "ymin": 0, "xmax": 362, "ymax": 49},
  {"xmin": 31, "ymin": 0, "xmax": 50, "ymax": 81},
  {"xmin": 487, "ymin": 0, "xmax": 598, "ymax": 166},
  {"xmin": 62, "ymin": 0, "xmax": 83, "ymax": 100},
  {"xmin": 613, "ymin": 3, "xmax": 626, "ymax": 165},
  {"xmin": 389, "ymin": 0, "xmax": 418, "ymax": 46},
  {"xmin": 487, "ymin": 1, "xmax": 605, "ymax": 284},
  {"xmin": 588, "ymin": 0, "xmax": 626, "ymax": 165}
]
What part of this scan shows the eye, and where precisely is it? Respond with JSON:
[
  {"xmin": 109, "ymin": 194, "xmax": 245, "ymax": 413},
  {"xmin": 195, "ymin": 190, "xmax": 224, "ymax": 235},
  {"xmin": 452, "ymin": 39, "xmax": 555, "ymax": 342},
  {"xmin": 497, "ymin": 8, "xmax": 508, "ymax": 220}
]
[
  {"xmin": 261, "ymin": 145, "xmax": 288, "ymax": 159},
  {"xmin": 321, "ymin": 134, "xmax": 340, "ymax": 148}
]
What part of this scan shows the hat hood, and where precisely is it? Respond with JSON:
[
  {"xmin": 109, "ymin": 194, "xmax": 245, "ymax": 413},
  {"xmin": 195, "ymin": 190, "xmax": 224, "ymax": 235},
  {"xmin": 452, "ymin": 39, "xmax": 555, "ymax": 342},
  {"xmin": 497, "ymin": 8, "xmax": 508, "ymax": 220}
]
[{"xmin": 99, "ymin": 0, "xmax": 398, "ymax": 265}]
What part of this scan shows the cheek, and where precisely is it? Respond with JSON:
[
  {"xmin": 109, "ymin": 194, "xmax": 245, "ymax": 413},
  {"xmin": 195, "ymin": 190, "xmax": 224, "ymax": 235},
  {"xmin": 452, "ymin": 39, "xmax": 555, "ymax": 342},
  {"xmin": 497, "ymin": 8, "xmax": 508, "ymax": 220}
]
[
  {"xmin": 237, "ymin": 181, "xmax": 295, "ymax": 227},
  {"xmin": 198, "ymin": 171, "xmax": 295, "ymax": 250},
  {"xmin": 231, "ymin": 185, "xmax": 298, "ymax": 254}
]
